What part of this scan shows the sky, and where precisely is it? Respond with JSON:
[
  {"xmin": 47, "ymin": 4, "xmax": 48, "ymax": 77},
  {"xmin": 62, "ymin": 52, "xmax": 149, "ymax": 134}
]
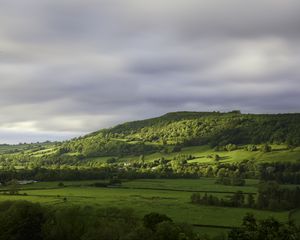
[{"xmin": 0, "ymin": 0, "xmax": 300, "ymax": 144}]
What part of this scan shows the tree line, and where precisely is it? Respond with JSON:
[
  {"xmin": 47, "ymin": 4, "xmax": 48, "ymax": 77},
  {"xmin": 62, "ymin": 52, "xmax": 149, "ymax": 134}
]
[
  {"xmin": 191, "ymin": 181, "xmax": 300, "ymax": 211},
  {"xmin": 191, "ymin": 191, "xmax": 255, "ymax": 208},
  {"xmin": 0, "ymin": 201, "xmax": 197, "ymax": 240},
  {"xmin": 228, "ymin": 213, "xmax": 300, "ymax": 240},
  {"xmin": 0, "ymin": 200, "xmax": 299, "ymax": 240}
]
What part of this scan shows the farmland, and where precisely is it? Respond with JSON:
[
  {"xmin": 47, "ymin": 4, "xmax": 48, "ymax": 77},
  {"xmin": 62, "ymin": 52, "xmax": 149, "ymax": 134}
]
[
  {"xmin": 0, "ymin": 112, "xmax": 300, "ymax": 239},
  {"xmin": 0, "ymin": 178, "xmax": 296, "ymax": 237}
]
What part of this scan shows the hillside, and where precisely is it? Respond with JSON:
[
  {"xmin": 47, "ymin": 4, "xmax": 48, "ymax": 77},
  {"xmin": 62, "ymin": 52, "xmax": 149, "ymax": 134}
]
[
  {"xmin": 0, "ymin": 112, "xmax": 300, "ymax": 237},
  {"xmin": 1, "ymin": 111, "xmax": 300, "ymax": 171},
  {"xmin": 62, "ymin": 111, "xmax": 300, "ymax": 157}
]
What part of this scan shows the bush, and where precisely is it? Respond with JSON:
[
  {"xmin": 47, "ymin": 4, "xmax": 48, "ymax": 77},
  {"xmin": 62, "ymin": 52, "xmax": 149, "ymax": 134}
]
[
  {"xmin": 58, "ymin": 182, "xmax": 64, "ymax": 187},
  {"xmin": 245, "ymin": 144, "xmax": 257, "ymax": 152},
  {"xmin": 106, "ymin": 157, "xmax": 117, "ymax": 164},
  {"xmin": 261, "ymin": 144, "xmax": 272, "ymax": 152},
  {"xmin": 225, "ymin": 144, "xmax": 237, "ymax": 152},
  {"xmin": 0, "ymin": 201, "xmax": 45, "ymax": 240},
  {"xmin": 143, "ymin": 212, "xmax": 172, "ymax": 231},
  {"xmin": 172, "ymin": 145, "xmax": 182, "ymax": 153}
]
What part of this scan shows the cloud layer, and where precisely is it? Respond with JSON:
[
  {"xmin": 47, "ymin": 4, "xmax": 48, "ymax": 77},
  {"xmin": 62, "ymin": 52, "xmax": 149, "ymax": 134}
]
[{"xmin": 0, "ymin": 0, "xmax": 300, "ymax": 143}]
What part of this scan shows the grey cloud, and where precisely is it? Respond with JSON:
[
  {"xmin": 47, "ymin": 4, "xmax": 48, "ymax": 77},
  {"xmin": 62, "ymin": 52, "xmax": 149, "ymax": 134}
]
[{"xmin": 0, "ymin": 0, "xmax": 300, "ymax": 143}]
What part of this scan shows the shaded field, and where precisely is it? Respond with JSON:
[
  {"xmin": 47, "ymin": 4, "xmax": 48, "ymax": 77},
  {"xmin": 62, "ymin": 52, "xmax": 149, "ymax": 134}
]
[
  {"xmin": 4, "ymin": 187, "xmax": 288, "ymax": 227},
  {"xmin": 0, "ymin": 178, "xmax": 293, "ymax": 236},
  {"xmin": 122, "ymin": 178, "xmax": 259, "ymax": 193}
]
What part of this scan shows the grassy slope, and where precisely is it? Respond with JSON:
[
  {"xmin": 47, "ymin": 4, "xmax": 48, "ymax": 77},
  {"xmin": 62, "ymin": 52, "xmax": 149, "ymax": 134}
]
[
  {"xmin": 6, "ymin": 143, "xmax": 299, "ymax": 169},
  {"xmin": 113, "ymin": 144, "xmax": 300, "ymax": 164},
  {"xmin": 0, "ymin": 142, "xmax": 57, "ymax": 155},
  {"xmin": 2, "ymin": 111, "xmax": 300, "ymax": 167}
]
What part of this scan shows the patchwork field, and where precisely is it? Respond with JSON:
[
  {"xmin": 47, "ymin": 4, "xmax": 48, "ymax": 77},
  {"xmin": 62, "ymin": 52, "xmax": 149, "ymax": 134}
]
[{"xmin": 0, "ymin": 178, "xmax": 297, "ymax": 236}]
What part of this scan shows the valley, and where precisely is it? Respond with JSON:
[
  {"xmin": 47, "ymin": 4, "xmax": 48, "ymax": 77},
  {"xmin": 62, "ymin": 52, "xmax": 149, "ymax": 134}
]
[{"xmin": 0, "ymin": 111, "xmax": 300, "ymax": 239}]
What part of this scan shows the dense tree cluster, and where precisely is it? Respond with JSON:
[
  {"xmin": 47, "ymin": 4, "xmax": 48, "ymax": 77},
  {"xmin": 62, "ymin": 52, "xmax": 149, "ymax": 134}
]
[
  {"xmin": 102, "ymin": 112, "xmax": 300, "ymax": 147},
  {"xmin": 0, "ymin": 200, "xmax": 298, "ymax": 240},
  {"xmin": 228, "ymin": 213, "xmax": 300, "ymax": 240},
  {"xmin": 191, "ymin": 181, "xmax": 300, "ymax": 211},
  {"xmin": 215, "ymin": 175, "xmax": 246, "ymax": 186},
  {"xmin": 191, "ymin": 191, "xmax": 255, "ymax": 208},
  {"xmin": 62, "ymin": 139, "xmax": 160, "ymax": 158},
  {"xmin": 256, "ymin": 181, "xmax": 300, "ymax": 210},
  {"xmin": 260, "ymin": 162, "xmax": 300, "ymax": 184},
  {"xmin": 0, "ymin": 201, "xmax": 198, "ymax": 240}
]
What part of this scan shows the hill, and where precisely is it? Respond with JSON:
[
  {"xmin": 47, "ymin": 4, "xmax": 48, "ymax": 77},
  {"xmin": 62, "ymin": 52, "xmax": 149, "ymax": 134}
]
[
  {"xmin": 62, "ymin": 111, "xmax": 300, "ymax": 156},
  {"xmin": 0, "ymin": 111, "xmax": 300, "ymax": 171}
]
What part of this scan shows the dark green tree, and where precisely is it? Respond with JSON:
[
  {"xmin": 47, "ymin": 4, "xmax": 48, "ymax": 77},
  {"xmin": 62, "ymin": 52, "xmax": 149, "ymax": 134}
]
[{"xmin": 143, "ymin": 212, "xmax": 172, "ymax": 231}]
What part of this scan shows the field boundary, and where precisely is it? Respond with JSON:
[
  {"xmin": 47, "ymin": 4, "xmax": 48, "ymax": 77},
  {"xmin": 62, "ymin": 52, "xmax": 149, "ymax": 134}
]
[
  {"xmin": 192, "ymin": 223, "xmax": 237, "ymax": 229},
  {"xmin": 117, "ymin": 186, "xmax": 257, "ymax": 195},
  {"xmin": 0, "ymin": 187, "xmax": 63, "ymax": 192}
]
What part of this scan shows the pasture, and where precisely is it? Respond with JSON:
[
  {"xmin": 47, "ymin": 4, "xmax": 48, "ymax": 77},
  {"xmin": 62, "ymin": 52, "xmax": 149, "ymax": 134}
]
[{"xmin": 0, "ymin": 178, "xmax": 296, "ymax": 236}]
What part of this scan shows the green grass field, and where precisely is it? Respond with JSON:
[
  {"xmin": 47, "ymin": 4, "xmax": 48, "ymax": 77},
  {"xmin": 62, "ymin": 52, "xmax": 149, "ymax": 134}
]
[
  {"xmin": 0, "ymin": 143, "xmax": 299, "ymax": 237},
  {"xmin": 0, "ymin": 178, "xmax": 296, "ymax": 236},
  {"xmin": 122, "ymin": 178, "xmax": 259, "ymax": 193}
]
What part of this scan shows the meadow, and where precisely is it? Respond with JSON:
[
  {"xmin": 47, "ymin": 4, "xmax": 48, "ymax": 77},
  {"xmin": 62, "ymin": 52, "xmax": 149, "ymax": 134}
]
[{"xmin": 0, "ymin": 178, "xmax": 295, "ymax": 236}]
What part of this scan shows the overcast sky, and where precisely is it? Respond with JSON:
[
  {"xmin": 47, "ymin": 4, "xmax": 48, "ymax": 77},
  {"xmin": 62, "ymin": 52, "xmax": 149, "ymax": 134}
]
[{"xmin": 0, "ymin": 0, "xmax": 300, "ymax": 143}]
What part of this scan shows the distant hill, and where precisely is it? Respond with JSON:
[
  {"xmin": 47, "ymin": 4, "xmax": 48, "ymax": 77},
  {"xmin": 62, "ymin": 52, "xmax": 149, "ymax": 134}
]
[
  {"xmin": 1, "ymin": 111, "xmax": 300, "ymax": 169},
  {"xmin": 60, "ymin": 111, "xmax": 300, "ymax": 157}
]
